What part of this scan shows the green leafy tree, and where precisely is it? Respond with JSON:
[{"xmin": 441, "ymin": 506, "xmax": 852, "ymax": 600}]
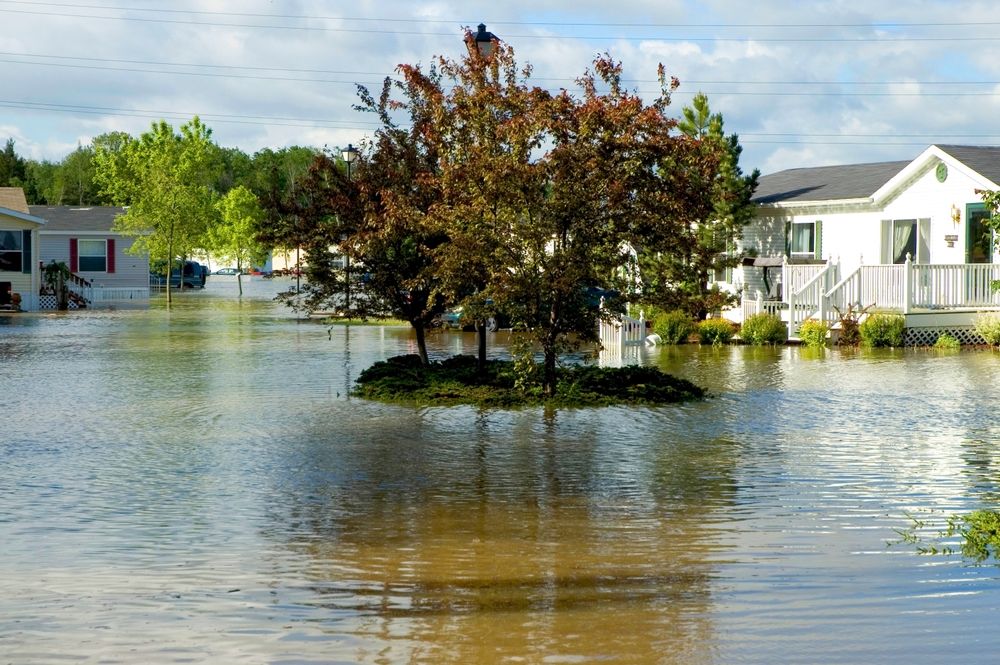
[
  {"xmin": 59, "ymin": 144, "xmax": 99, "ymax": 205},
  {"xmin": 0, "ymin": 138, "xmax": 29, "ymax": 190},
  {"xmin": 94, "ymin": 117, "xmax": 222, "ymax": 303},
  {"xmin": 208, "ymin": 185, "xmax": 268, "ymax": 296},
  {"xmin": 640, "ymin": 92, "xmax": 759, "ymax": 318},
  {"xmin": 25, "ymin": 159, "xmax": 60, "ymax": 204}
]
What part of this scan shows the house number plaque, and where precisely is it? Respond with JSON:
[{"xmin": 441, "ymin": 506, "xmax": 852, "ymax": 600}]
[{"xmin": 945, "ymin": 234, "xmax": 958, "ymax": 248}]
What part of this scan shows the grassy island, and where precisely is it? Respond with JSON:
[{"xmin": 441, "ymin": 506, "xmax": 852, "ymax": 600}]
[{"xmin": 352, "ymin": 354, "xmax": 705, "ymax": 408}]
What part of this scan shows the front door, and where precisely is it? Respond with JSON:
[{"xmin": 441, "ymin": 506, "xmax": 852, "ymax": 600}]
[
  {"xmin": 967, "ymin": 203, "xmax": 993, "ymax": 264},
  {"xmin": 966, "ymin": 203, "xmax": 996, "ymax": 305}
]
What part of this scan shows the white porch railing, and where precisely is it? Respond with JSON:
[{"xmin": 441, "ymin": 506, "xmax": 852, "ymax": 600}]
[
  {"xmin": 743, "ymin": 256, "xmax": 1000, "ymax": 338},
  {"xmin": 91, "ymin": 287, "xmax": 151, "ymax": 303},
  {"xmin": 782, "ymin": 262, "xmax": 828, "ymax": 295},
  {"xmin": 742, "ymin": 293, "xmax": 784, "ymax": 320},
  {"xmin": 598, "ymin": 299, "xmax": 646, "ymax": 351},
  {"xmin": 786, "ymin": 261, "xmax": 838, "ymax": 336},
  {"xmin": 912, "ymin": 264, "xmax": 1000, "ymax": 308}
]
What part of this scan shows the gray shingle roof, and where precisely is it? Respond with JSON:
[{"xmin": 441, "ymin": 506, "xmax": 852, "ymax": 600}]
[
  {"xmin": 936, "ymin": 145, "xmax": 1000, "ymax": 186},
  {"xmin": 753, "ymin": 144, "xmax": 1000, "ymax": 205},
  {"xmin": 29, "ymin": 206, "xmax": 127, "ymax": 233},
  {"xmin": 752, "ymin": 161, "xmax": 909, "ymax": 204}
]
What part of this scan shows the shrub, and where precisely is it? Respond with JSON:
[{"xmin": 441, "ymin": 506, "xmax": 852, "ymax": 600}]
[
  {"xmin": 975, "ymin": 313, "xmax": 1000, "ymax": 346},
  {"xmin": 798, "ymin": 319, "xmax": 829, "ymax": 347},
  {"xmin": 698, "ymin": 318, "xmax": 735, "ymax": 345},
  {"xmin": 653, "ymin": 310, "xmax": 696, "ymax": 344},
  {"xmin": 833, "ymin": 303, "xmax": 871, "ymax": 346},
  {"xmin": 740, "ymin": 312, "xmax": 787, "ymax": 345},
  {"xmin": 859, "ymin": 311, "xmax": 905, "ymax": 347},
  {"xmin": 934, "ymin": 332, "xmax": 961, "ymax": 350}
]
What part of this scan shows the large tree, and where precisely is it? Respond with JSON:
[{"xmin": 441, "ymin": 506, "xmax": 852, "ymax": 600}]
[
  {"xmin": 639, "ymin": 92, "xmax": 759, "ymax": 318},
  {"xmin": 425, "ymin": 37, "xmax": 721, "ymax": 394},
  {"xmin": 59, "ymin": 144, "xmax": 99, "ymax": 206},
  {"xmin": 208, "ymin": 185, "xmax": 268, "ymax": 296},
  {"xmin": 94, "ymin": 117, "xmax": 222, "ymax": 303}
]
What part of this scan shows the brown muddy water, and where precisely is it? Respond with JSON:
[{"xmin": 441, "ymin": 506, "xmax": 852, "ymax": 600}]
[{"xmin": 2, "ymin": 277, "xmax": 1000, "ymax": 663}]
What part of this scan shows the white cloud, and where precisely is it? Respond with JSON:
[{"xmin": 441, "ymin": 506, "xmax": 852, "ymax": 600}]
[{"xmin": 1, "ymin": 0, "xmax": 998, "ymax": 176}]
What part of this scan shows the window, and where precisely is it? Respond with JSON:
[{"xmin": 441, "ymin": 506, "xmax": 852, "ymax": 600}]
[
  {"xmin": 891, "ymin": 219, "xmax": 917, "ymax": 264},
  {"xmin": 0, "ymin": 230, "xmax": 22, "ymax": 272},
  {"xmin": 790, "ymin": 222, "xmax": 815, "ymax": 256},
  {"xmin": 78, "ymin": 239, "xmax": 107, "ymax": 272}
]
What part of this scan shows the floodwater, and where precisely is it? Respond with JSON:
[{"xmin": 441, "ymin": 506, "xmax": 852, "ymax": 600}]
[{"xmin": 3, "ymin": 277, "xmax": 1000, "ymax": 664}]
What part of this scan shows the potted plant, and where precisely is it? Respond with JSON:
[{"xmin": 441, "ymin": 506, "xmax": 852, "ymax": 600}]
[{"xmin": 42, "ymin": 260, "xmax": 71, "ymax": 311}]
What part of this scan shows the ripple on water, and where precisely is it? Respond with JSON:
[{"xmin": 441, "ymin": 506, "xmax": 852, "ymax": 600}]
[{"xmin": 4, "ymin": 298, "xmax": 1000, "ymax": 662}]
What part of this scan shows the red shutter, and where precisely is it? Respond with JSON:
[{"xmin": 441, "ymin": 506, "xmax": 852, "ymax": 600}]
[
  {"xmin": 69, "ymin": 237, "xmax": 78, "ymax": 272},
  {"xmin": 106, "ymin": 238, "xmax": 115, "ymax": 273}
]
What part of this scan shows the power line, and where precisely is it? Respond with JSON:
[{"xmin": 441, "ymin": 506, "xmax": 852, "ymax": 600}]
[
  {"xmin": 5, "ymin": 98, "xmax": 1000, "ymax": 147},
  {"xmin": 0, "ymin": 99, "xmax": 381, "ymax": 130},
  {"xmin": 2, "ymin": 1, "xmax": 999, "ymax": 30},
  {"xmin": 4, "ymin": 6, "xmax": 1000, "ymax": 42},
  {"xmin": 5, "ymin": 50, "xmax": 1000, "ymax": 87},
  {"xmin": 5, "ymin": 57, "xmax": 1000, "ymax": 98}
]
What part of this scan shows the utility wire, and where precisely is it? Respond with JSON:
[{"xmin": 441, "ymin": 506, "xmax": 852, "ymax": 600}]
[
  {"xmin": 3, "ymin": 7, "xmax": 1000, "ymax": 42},
  {"xmin": 5, "ymin": 50, "xmax": 1000, "ymax": 87},
  {"xmin": 5, "ymin": 58, "xmax": 1000, "ymax": 97},
  {"xmin": 2, "ymin": 1, "xmax": 999, "ymax": 30}
]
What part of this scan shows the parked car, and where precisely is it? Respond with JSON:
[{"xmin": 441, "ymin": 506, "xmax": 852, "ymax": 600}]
[
  {"xmin": 213, "ymin": 267, "xmax": 241, "ymax": 275},
  {"xmin": 149, "ymin": 260, "xmax": 208, "ymax": 289}
]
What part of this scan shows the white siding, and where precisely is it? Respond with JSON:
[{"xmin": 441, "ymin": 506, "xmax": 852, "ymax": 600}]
[
  {"xmin": 0, "ymin": 215, "xmax": 41, "ymax": 311},
  {"xmin": 39, "ymin": 232, "xmax": 150, "ymax": 290},
  {"xmin": 880, "ymin": 160, "xmax": 988, "ymax": 265}
]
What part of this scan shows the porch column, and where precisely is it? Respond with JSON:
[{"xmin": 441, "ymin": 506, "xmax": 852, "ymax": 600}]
[{"xmin": 903, "ymin": 253, "xmax": 912, "ymax": 314}]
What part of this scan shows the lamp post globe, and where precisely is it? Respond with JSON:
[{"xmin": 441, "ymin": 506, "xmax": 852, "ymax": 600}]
[{"xmin": 474, "ymin": 23, "xmax": 497, "ymax": 56}]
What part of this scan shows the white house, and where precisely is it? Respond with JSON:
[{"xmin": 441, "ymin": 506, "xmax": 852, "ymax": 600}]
[
  {"xmin": 721, "ymin": 145, "xmax": 1000, "ymax": 341},
  {"xmin": 0, "ymin": 188, "xmax": 44, "ymax": 312}
]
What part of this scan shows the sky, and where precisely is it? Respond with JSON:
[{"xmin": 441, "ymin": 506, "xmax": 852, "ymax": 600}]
[{"xmin": 2, "ymin": 0, "xmax": 1000, "ymax": 176}]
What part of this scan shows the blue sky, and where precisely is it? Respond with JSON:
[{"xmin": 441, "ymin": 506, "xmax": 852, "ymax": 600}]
[{"xmin": 2, "ymin": 0, "xmax": 1000, "ymax": 175}]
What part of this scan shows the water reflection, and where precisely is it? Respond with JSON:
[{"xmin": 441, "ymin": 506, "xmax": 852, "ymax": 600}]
[
  {"xmin": 266, "ymin": 407, "xmax": 736, "ymax": 663},
  {"xmin": 3, "ymin": 284, "xmax": 1000, "ymax": 662}
]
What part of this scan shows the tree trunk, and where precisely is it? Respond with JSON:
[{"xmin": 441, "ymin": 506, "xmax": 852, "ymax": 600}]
[
  {"xmin": 542, "ymin": 299, "xmax": 561, "ymax": 396},
  {"xmin": 477, "ymin": 322, "xmax": 487, "ymax": 375},
  {"xmin": 413, "ymin": 323, "xmax": 430, "ymax": 365},
  {"xmin": 542, "ymin": 341, "xmax": 557, "ymax": 397},
  {"xmin": 165, "ymin": 238, "xmax": 173, "ymax": 306}
]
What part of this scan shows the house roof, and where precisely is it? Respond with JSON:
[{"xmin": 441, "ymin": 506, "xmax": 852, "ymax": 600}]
[
  {"xmin": 28, "ymin": 205, "xmax": 126, "ymax": 233},
  {"xmin": 0, "ymin": 187, "xmax": 30, "ymax": 214},
  {"xmin": 752, "ymin": 160, "xmax": 909, "ymax": 204},
  {"xmin": 935, "ymin": 145, "xmax": 1000, "ymax": 185},
  {"xmin": 754, "ymin": 144, "xmax": 1000, "ymax": 206}
]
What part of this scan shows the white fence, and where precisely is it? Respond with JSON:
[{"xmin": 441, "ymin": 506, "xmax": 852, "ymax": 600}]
[
  {"xmin": 598, "ymin": 300, "xmax": 646, "ymax": 352},
  {"xmin": 91, "ymin": 287, "xmax": 150, "ymax": 303}
]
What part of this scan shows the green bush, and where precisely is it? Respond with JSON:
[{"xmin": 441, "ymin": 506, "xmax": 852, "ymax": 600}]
[
  {"xmin": 859, "ymin": 311, "xmax": 905, "ymax": 347},
  {"xmin": 698, "ymin": 318, "xmax": 735, "ymax": 345},
  {"xmin": 934, "ymin": 332, "xmax": 961, "ymax": 350},
  {"xmin": 740, "ymin": 313, "xmax": 787, "ymax": 345},
  {"xmin": 798, "ymin": 319, "xmax": 829, "ymax": 347},
  {"xmin": 653, "ymin": 310, "xmax": 696, "ymax": 344},
  {"xmin": 975, "ymin": 313, "xmax": 1000, "ymax": 346}
]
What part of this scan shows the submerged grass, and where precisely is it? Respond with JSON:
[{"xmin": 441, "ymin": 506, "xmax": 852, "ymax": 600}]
[{"xmin": 353, "ymin": 354, "xmax": 706, "ymax": 408}]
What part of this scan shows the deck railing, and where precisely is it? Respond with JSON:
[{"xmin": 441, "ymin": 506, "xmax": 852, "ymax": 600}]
[
  {"xmin": 786, "ymin": 261, "xmax": 838, "ymax": 335},
  {"xmin": 743, "ymin": 256, "xmax": 1000, "ymax": 338},
  {"xmin": 598, "ymin": 299, "xmax": 646, "ymax": 351},
  {"xmin": 911, "ymin": 264, "xmax": 1000, "ymax": 308},
  {"xmin": 91, "ymin": 287, "xmax": 151, "ymax": 303}
]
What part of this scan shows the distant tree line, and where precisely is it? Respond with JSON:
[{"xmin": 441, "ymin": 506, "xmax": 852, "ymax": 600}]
[{"xmin": 0, "ymin": 135, "xmax": 319, "ymax": 208}]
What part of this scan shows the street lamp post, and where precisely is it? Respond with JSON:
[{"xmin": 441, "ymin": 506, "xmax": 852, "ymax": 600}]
[
  {"xmin": 342, "ymin": 143, "xmax": 359, "ymax": 314},
  {"xmin": 472, "ymin": 23, "xmax": 498, "ymax": 372},
  {"xmin": 474, "ymin": 23, "xmax": 497, "ymax": 56}
]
